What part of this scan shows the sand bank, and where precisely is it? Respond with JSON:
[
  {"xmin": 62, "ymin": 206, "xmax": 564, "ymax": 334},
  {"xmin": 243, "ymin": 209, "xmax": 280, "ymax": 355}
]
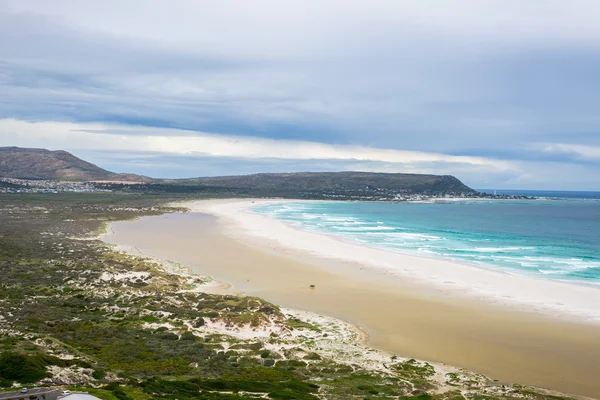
[{"xmin": 104, "ymin": 199, "xmax": 600, "ymax": 398}]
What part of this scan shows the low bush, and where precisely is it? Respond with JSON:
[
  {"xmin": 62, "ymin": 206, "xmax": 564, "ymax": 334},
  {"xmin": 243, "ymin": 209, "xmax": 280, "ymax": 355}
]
[{"xmin": 0, "ymin": 352, "xmax": 58, "ymax": 383}]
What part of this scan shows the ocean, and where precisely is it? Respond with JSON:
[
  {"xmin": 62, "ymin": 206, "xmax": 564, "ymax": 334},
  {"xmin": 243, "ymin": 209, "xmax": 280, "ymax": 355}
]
[
  {"xmin": 479, "ymin": 189, "xmax": 600, "ymax": 199},
  {"xmin": 252, "ymin": 192, "xmax": 600, "ymax": 285}
]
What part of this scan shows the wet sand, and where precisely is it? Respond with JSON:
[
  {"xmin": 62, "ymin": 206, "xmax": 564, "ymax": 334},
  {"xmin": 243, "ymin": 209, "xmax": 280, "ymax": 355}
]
[{"xmin": 106, "ymin": 211, "xmax": 600, "ymax": 399}]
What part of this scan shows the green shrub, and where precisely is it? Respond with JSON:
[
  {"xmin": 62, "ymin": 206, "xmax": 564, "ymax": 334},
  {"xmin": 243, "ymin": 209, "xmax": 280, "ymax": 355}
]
[
  {"xmin": 0, "ymin": 352, "xmax": 60, "ymax": 383},
  {"xmin": 263, "ymin": 359, "xmax": 275, "ymax": 367},
  {"xmin": 92, "ymin": 369, "xmax": 106, "ymax": 380},
  {"xmin": 268, "ymin": 390, "xmax": 318, "ymax": 399},
  {"xmin": 158, "ymin": 332, "xmax": 179, "ymax": 341},
  {"xmin": 304, "ymin": 353, "xmax": 321, "ymax": 360},
  {"xmin": 180, "ymin": 332, "xmax": 197, "ymax": 341},
  {"xmin": 140, "ymin": 315, "xmax": 159, "ymax": 323},
  {"xmin": 260, "ymin": 350, "xmax": 270, "ymax": 358},
  {"xmin": 0, "ymin": 377, "xmax": 12, "ymax": 387},
  {"xmin": 139, "ymin": 375, "xmax": 318, "ymax": 399}
]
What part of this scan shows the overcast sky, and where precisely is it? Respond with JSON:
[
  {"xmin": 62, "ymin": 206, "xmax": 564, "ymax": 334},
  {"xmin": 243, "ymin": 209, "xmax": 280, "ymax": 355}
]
[{"xmin": 2, "ymin": 0, "xmax": 600, "ymax": 189}]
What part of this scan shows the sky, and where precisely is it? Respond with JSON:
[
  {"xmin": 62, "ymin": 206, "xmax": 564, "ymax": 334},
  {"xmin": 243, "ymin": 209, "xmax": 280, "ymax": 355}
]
[{"xmin": 1, "ymin": 1, "xmax": 600, "ymax": 189}]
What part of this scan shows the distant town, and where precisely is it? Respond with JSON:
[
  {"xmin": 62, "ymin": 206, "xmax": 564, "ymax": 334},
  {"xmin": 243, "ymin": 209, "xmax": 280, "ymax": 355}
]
[
  {"xmin": 0, "ymin": 178, "xmax": 108, "ymax": 194},
  {"xmin": 0, "ymin": 177, "xmax": 533, "ymax": 201}
]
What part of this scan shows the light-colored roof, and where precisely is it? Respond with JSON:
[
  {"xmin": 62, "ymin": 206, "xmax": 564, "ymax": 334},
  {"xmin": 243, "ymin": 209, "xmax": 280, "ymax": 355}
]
[{"xmin": 61, "ymin": 394, "xmax": 102, "ymax": 400}]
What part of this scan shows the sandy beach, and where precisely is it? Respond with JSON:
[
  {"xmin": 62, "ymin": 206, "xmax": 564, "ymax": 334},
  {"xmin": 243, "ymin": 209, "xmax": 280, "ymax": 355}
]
[{"xmin": 105, "ymin": 199, "xmax": 600, "ymax": 399}]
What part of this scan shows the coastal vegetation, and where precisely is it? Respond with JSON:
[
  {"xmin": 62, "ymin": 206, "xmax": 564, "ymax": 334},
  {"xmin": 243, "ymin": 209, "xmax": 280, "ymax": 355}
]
[{"xmin": 0, "ymin": 192, "xmax": 575, "ymax": 399}]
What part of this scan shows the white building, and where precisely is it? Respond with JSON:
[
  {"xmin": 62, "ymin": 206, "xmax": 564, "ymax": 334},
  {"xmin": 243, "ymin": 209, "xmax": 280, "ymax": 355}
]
[{"xmin": 59, "ymin": 394, "xmax": 102, "ymax": 400}]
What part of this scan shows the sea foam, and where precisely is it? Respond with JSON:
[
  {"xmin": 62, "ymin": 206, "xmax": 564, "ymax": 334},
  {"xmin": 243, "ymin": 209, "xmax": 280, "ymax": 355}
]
[{"xmin": 253, "ymin": 199, "xmax": 600, "ymax": 285}]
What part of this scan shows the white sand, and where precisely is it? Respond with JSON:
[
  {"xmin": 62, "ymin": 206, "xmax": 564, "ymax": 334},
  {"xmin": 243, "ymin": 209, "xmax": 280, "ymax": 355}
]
[{"xmin": 185, "ymin": 199, "xmax": 600, "ymax": 323}]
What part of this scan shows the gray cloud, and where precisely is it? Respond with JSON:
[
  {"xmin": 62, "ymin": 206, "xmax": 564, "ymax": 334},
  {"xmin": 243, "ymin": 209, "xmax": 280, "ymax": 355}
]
[
  {"xmin": 2, "ymin": 0, "xmax": 600, "ymax": 188},
  {"xmin": 4, "ymin": 118, "xmax": 600, "ymax": 190}
]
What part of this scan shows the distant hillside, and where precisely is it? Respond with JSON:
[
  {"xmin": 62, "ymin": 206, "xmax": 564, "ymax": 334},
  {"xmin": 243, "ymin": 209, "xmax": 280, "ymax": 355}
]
[
  {"xmin": 0, "ymin": 147, "xmax": 476, "ymax": 197},
  {"xmin": 0, "ymin": 147, "xmax": 148, "ymax": 182},
  {"xmin": 159, "ymin": 171, "xmax": 475, "ymax": 196}
]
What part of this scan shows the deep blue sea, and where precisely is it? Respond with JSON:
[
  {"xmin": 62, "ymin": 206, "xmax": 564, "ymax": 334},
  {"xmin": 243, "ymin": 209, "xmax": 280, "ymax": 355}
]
[{"xmin": 252, "ymin": 192, "xmax": 600, "ymax": 285}]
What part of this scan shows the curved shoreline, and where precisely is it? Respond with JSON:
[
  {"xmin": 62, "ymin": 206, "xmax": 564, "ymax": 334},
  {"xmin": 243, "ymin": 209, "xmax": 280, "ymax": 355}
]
[
  {"xmin": 189, "ymin": 198, "xmax": 600, "ymax": 324},
  {"xmin": 252, "ymin": 200, "xmax": 600, "ymax": 290},
  {"xmin": 103, "ymin": 199, "xmax": 600, "ymax": 398}
]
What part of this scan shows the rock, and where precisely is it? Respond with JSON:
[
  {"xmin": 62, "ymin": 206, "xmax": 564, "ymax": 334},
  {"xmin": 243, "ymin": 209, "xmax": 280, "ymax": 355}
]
[{"xmin": 309, "ymin": 285, "xmax": 315, "ymax": 289}]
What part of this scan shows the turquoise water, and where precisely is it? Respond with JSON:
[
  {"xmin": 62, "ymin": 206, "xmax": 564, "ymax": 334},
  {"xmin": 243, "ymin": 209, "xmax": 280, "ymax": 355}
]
[{"xmin": 252, "ymin": 198, "xmax": 600, "ymax": 285}]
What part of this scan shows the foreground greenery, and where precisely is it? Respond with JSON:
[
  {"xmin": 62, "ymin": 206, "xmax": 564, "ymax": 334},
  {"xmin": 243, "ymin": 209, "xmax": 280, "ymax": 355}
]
[{"xmin": 0, "ymin": 193, "xmax": 574, "ymax": 399}]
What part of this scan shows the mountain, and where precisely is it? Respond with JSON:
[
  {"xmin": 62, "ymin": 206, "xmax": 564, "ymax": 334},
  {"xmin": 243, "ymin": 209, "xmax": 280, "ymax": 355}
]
[
  {"xmin": 0, "ymin": 147, "xmax": 148, "ymax": 182},
  {"xmin": 160, "ymin": 171, "xmax": 475, "ymax": 196},
  {"xmin": 0, "ymin": 147, "xmax": 476, "ymax": 196}
]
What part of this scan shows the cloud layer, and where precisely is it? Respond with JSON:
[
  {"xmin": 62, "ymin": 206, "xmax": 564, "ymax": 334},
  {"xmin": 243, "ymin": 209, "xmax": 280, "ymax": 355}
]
[
  {"xmin": 0, "ymin": 118, "xmax": 516, "ymax": 172},
  {"xmin": 6, "ymin": 118, "xmax": 600, "ymax": 191},
  {"xmin": 1, "ymin": 1, "xmax": 600, "ymax": 189}
]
